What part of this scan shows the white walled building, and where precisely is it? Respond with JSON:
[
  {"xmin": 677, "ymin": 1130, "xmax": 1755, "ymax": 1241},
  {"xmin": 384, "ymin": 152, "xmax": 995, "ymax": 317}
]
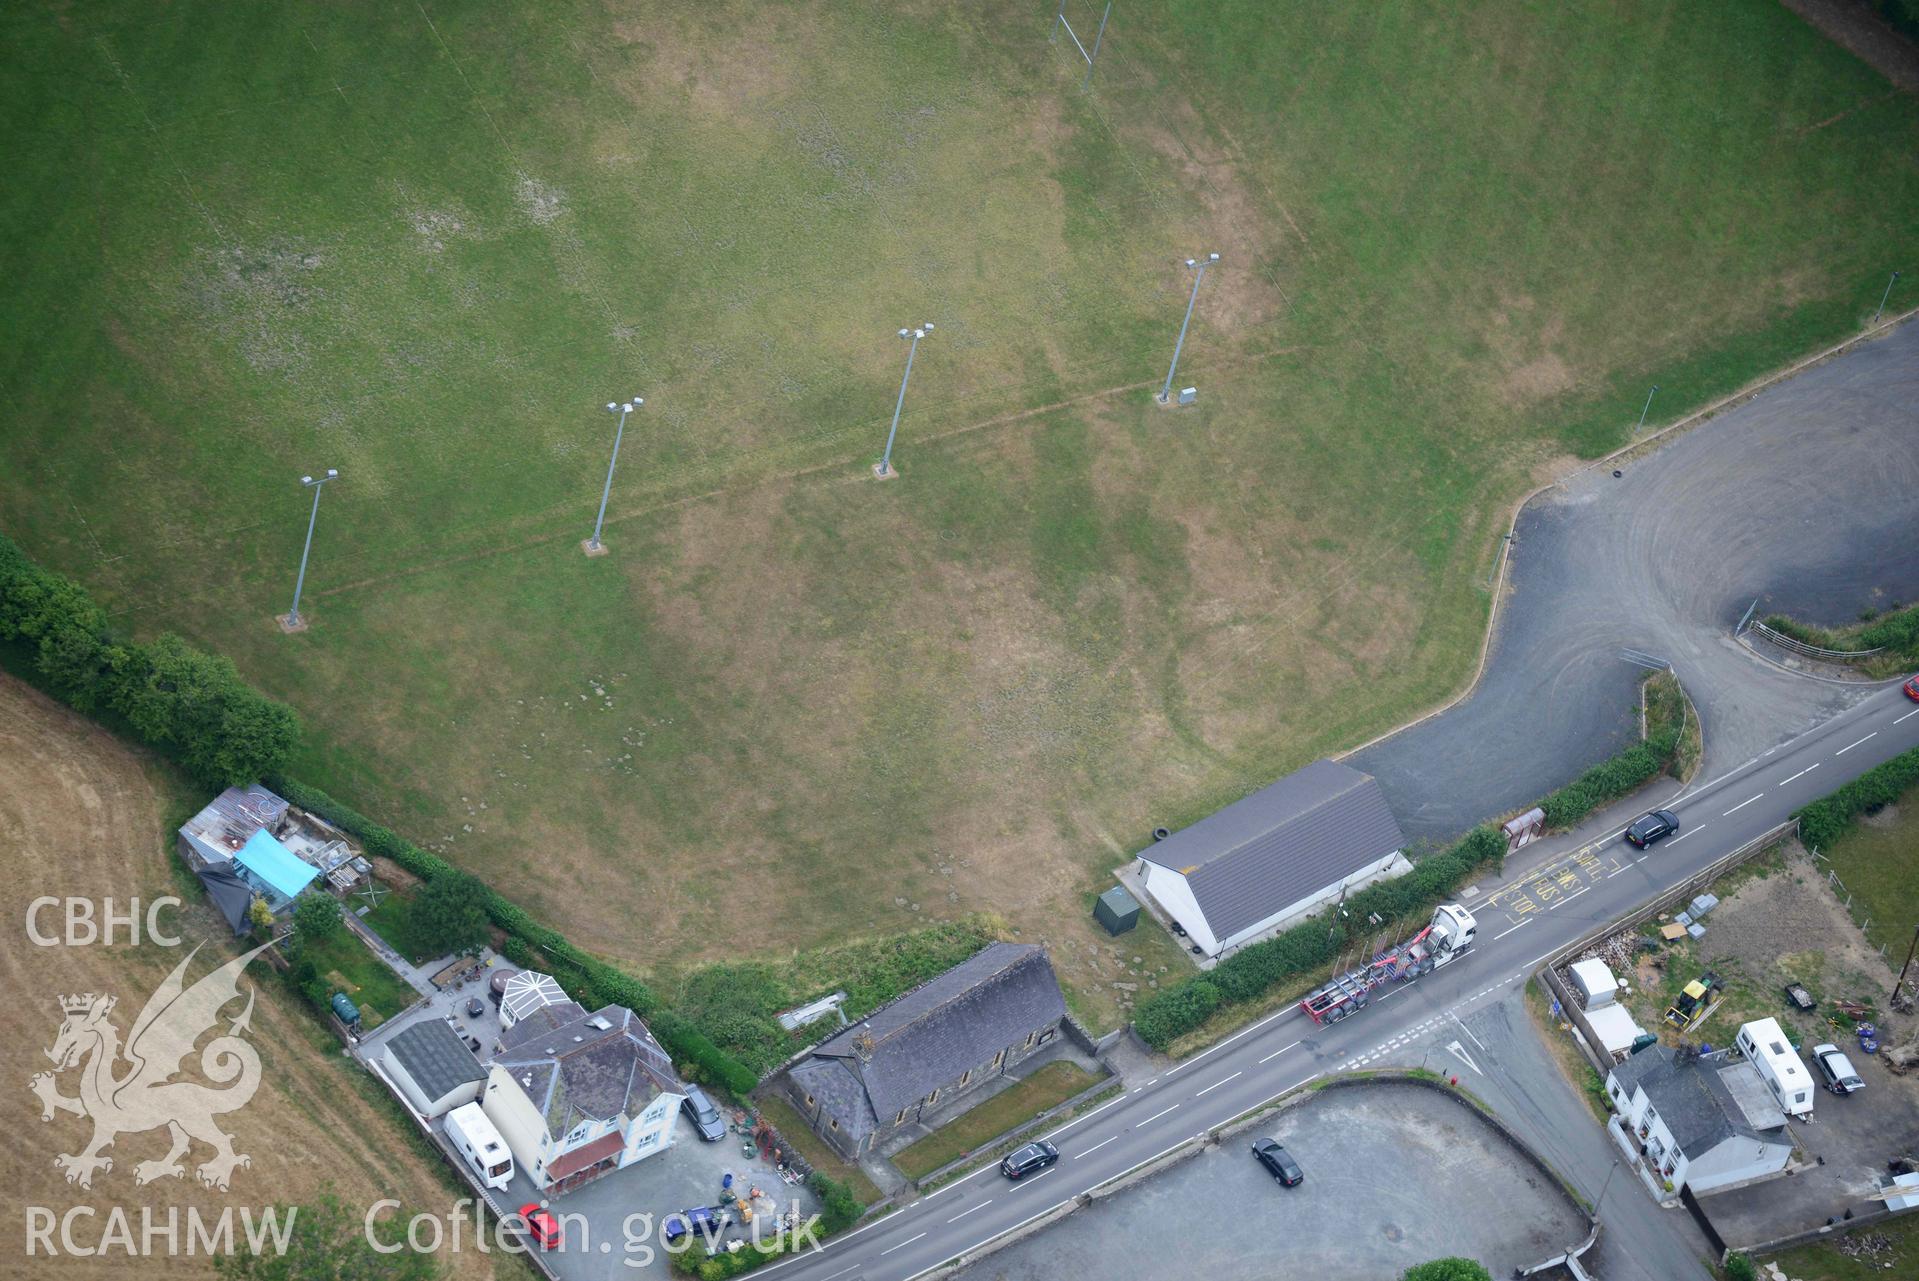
[
  {"xmin": 1134, "ymin": 759, "xmax": 1411, "ymax": 958},
  {"xmin": 382, "ymin": 1019, "xmax": 487, "ymax": 1118},
  {"xmin": 481, "ymin": 1000, "xmax": 685, "ymax": 1194},
  {"xmin": 1606, "ymin": 1045, "xmax": 1793, "ymax": 1199}
]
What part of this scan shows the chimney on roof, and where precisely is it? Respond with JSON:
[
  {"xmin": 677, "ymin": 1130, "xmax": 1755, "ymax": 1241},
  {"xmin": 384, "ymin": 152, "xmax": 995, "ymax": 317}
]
[{"xmin": 851, "ymin": 1026, "xmax": 877, "ymax": 1062}]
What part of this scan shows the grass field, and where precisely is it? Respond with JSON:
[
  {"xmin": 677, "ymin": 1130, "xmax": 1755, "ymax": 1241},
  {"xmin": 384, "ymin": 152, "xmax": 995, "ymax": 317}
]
[
  {"xmin": 4, "ymin": 1, "xmax": 1917, "ymax": 1027},
  {"xmin": 891, "ymin": 1059, "xmax": 1104, "ymax": 1179},
  {"xmin": 0, "ymin": 673, "xmax": 510, "ymax": 1278},
  {"xmin": 1763, "ymin": 1216, "xmax": 1919, "ymax": 1281},
  {"xmin": 1822, "ymin": 791, "xmax": 1919, "ymax": 959}
]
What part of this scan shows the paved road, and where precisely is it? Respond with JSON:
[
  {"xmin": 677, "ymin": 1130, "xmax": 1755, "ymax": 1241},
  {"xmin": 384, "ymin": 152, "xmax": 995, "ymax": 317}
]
[
  {"xmin": 1352, "ymin": 321, "xmax": 1919, "ymax": 841},
  {"xmin": 758, "ymin": 683, "xmax": 1919, "ymax": 1281}
]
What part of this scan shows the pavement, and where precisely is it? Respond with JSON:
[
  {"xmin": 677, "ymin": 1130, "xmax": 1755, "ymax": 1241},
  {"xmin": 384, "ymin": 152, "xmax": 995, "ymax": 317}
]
[
  {"xmin": 952, "ymin": 1080, "xmax": 1589, "ymax": 1281},
  {"xmin": 748, "ymin": 679, "xmax": 1919, "ymax": 1281},
  {"xmin": 1351, "ymin": 320, "xmax": 1919, "ymax": 841}
]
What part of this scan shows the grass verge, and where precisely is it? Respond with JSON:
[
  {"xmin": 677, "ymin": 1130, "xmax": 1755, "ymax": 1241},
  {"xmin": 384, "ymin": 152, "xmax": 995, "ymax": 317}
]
[
  {"xmin": 1763, "ymin": 602, "xmax": 1919, "ymax": 676},
  {"xmin": 1644, "ymin": 671, "xmax": 1701, "ymax": 785},
  {"xmin": 753, "ymin": 1094, "xmax": 883, "ymax": 1207},
  {"xmin": 891, "ymin": 1060, "xmax": 1104, "ymax": 1180}
]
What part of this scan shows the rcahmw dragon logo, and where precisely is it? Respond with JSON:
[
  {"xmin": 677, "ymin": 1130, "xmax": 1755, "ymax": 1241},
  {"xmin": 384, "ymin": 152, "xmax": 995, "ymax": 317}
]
[{"xmin": 29, "ymin": 941, "xmax": 271, "ymax": 1191}]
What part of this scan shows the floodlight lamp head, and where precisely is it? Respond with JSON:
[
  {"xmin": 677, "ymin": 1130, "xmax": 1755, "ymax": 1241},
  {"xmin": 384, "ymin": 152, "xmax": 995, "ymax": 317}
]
[
  {"xmin": 1207, "ymin": 252, "xmax": 1220, "ymax": 262},
  {"xmin": 606, "ymin": 402, "xmax": 618, "ymax": 412},
  {"xmin": 1183, "ymin": 258, "xmax": 1196, "ymax": 268},
  {"xmin": 632, "ymin": 396, "xmax": 644, "ymax": 406},
  {"xmin": 922, "ymin": 323, "xmax": 934, "ymax": 331},
  {"xmin": 621, "ymin": 403, "xmax": 633, "ymax": 413},
  {"xmin": 326, "ymin": 468, "xmax": 339, "ymax": 479},
  {"xmin": 898, "ymin": 328, "xmax": 911, "ymax": 339},
  {"xmin": 301, "ymin": 475, "xmax": 313, "ymax": 486}
]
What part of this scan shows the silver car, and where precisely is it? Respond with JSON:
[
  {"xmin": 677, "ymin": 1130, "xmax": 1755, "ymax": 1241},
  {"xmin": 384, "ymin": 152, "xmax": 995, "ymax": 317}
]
[{"xmin": 1811, "ymin": 1043, "xmax": 1864, "ymax": 1094}]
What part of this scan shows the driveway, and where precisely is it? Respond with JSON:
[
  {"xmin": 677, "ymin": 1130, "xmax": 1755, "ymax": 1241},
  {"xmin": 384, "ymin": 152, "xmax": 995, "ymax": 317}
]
[
  {"xmin": 1352, "ymin": 321, "xmax": 1919, "ymax": 841},
  {"xmin": 954, "ymin": 1081, "xmax": 1588, "ymax": 1281}
]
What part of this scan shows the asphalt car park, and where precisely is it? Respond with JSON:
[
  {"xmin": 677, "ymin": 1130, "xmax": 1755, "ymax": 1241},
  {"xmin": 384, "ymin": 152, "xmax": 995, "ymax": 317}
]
[{"xmin": 953, "ymin": 1082, "xmax": 1586, "ymax": 1281}]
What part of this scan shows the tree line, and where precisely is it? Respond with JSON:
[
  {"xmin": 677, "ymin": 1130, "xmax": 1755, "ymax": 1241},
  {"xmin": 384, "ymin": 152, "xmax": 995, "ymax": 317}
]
[{"xmin": 0, "ymin": 532, "xmax": 299, "ymax": 787}]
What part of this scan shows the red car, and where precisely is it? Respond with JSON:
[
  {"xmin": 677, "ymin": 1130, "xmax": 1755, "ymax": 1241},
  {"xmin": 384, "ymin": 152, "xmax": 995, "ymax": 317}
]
[
  {"xmin": 518, "ymin": 1203, "xmax": 561, "ymax": 1250},
  {"xmin": 1905, "ymin": 674, "xmax": 1919, "ymax": 702}
]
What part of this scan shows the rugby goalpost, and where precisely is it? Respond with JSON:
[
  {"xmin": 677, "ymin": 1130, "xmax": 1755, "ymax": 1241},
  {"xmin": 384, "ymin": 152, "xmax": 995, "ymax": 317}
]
[{"xmin": 1051, "ymin": 0, "xmax": 1113, "ymax": 92}]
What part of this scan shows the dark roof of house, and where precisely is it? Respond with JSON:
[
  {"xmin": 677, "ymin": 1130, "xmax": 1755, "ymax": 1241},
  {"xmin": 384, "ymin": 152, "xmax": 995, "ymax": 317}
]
[
  {"xmin": 789, "ymin": 1057, "xmax": 878, "ymax": 1141},
  {"xmin": 500, "ymin": 999, "xmax": 590, "ymax": 1050},
  {"xmin": 801, "ymin": 943, "xmax": 1066, "ymax": 1124},
  {"xmin": 1137, "ymin": 759, "xmax": 1407, "ymax": 942},
  {"xmin": 386, "ymin": 1020, "xmax": 487, "ymax": 1102},
  {"xmin": 496, "ymin": 1004, "xmax": 682, "ymax": 1140},
  {"xmin": 1616, "ymin": 1047, "xmax": 1789, "ymax": 1155}
]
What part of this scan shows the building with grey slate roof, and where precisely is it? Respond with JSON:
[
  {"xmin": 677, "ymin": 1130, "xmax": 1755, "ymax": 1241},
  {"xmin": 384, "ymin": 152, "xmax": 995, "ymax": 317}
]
[
  {"xmin": 382, "ymin": 1019, "xmax": 487, "ymax": 1118},
  {"xmin": 1605, "ymin": 1045, "xmax": 1792, "ymax": 1198},
  {"xmin": 1132, "ymin": 758, "xmax": 1412, "ymax": 958},
  {"xmin": 774, "ymin": 943, "xmax": 1068, "ymax": 1158},
  {"xmin": 480, "ymin": 1003, "xmax": 686, "ymax": 1193}
]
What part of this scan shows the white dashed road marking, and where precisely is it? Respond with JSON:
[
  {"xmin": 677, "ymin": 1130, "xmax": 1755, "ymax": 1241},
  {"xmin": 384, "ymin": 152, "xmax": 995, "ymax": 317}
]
[
  {"xmin": 947, "ymin": 1201, "xmax": 991, "ymax": 1224},
  {"xmin": 1194, "ymin": 1072, "xmax": 1241, "ymax": 1097},
  {"xmin": 1836, "ymin": 732, "xmax": 1877, "ymax": 755},
  {"xmin": 880, "ymin": 1233, "xmax": 926, "ymax": 1256},
  {"xmin": 1140, "ymin": 1104, "xmax": 1180, "ymax": 1126},
  {"xmin": 1779, "ymin": 763, "xmax": 1819, "ymax": 786},
  {"xmin": 1722, "ymin": 793, "xmax": 1764, "ymax": 816}
]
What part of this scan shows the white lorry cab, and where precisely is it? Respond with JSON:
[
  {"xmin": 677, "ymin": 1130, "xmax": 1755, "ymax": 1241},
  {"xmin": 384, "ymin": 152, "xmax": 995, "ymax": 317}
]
[
  {"xmin": 1737, "ymin": 1017, "xmax": 1815, "ymax": 1118},
  {"xmin": 445, "ymin": 1101, "xmax": 516, "ymax": 1189}
]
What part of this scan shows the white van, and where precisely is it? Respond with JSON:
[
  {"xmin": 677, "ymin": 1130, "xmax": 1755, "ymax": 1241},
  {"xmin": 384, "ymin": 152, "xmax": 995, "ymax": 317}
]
[
  {"xmin": 1737, "ymin": 1017, "xmax": 1814, "ymax": 1118},
  {"xmin": 445, "ymin": 1102, "xmax": 515, "ymax": 1189}
]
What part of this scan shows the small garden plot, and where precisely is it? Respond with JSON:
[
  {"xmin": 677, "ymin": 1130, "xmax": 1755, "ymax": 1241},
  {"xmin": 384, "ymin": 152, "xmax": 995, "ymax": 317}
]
[
  {"xmin": 299, "ymin": 927, "xmax": 418, "ymax": 1027},
  {"xmin": 356, "ymin": 880, "xmax": 438, "ymax": 965}
]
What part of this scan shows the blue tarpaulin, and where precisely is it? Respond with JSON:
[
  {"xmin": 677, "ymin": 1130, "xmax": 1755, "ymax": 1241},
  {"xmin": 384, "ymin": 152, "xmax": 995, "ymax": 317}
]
[{"xmin": 234, "ymin": 828, "xmax": 318, "ymax": 900}]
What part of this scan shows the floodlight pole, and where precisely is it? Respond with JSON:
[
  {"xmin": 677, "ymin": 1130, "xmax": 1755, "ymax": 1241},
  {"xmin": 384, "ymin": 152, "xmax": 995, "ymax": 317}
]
[
  {"xmin": 586, "ymin": 397, "xmax": 643, "ymax": 553},
  {"xmin": 1635, "ymin": 384, "xmax": 1660, "ymax": 434},
  {"xmin": 284, "ymin": 469, "xmax": 339, "ymax": 631},
  {"xmin": 1083, "ymin": 2, "xmax": 1112, "ymax": 92},
  {"xmin": 875, "ymin": 324, "xmax": 932, "ymax": 480},
  {"xmin": 1873, "ymin": 270, "xmax": 1901, "ymax": 326},
  {"xmin": 1158, "ymin": 252, "xmax": 1218, "ymax": 404}
]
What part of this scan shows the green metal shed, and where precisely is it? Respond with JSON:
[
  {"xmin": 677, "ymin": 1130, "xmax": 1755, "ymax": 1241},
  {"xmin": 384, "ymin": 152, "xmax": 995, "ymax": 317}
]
[{"xmin": 1095, "ymin": 884, "xmax": 1140, "ymax": 936}]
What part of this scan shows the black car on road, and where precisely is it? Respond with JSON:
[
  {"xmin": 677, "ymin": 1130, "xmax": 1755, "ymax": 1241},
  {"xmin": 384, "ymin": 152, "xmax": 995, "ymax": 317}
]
[
  {"xmin": 1625, "ymin": 809, "xmax": 1680, "ymax": 849},
  {"xmin": 681, "ymin": 1084, "xmax": 727, "ymax": 1142},
  {"xmin": 1252, "ymin": 1138, "xmax": 1303, "ymax": 1186},
  {"xmin": 1000, "ymin": 1141, "xmax": 1059, "ymax": 1180}
]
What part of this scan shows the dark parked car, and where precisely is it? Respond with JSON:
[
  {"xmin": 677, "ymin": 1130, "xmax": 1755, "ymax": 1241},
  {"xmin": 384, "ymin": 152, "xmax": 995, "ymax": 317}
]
[
  {"xmin": 1000, "ymin": 1141, "xmax": 1059, "ymax": 1180},
  {"xmin": 466, "ymin": 997, "xmax": 485, "ymax": 1018},
  {"xmin": 1811, "ymin": 1043, "xmax": 1865, "ymax": 1095},
  {"xmin": 681, "ymin": 1084, "xmax": 726, "ymax": 1142},
  {"xmin": 1625, "ymin": 809, "xmax": 1680, "ymax": 849},
  {"xmin": 663, "ymin": 1206, "xmax": 726, "ymax": 1245},
  {"xmin": 1252, "ymin": 1138, "xmax": 1303, "ymax": 1186}
]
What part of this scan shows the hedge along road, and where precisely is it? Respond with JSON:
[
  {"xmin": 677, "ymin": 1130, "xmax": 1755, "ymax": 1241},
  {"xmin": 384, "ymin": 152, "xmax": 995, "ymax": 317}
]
[
  {"xmin": 745, "ymin": 682, "xmax": 1919, "ymax": 1281},
  {"xmin": 1350, "ymin": 319, "xmax": 1919, "ymax": 842}
]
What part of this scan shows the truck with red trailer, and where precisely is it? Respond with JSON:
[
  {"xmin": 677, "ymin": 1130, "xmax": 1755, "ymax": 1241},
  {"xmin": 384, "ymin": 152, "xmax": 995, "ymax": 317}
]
[{"xmin": 1299, "ymin": 904, "xmax": 1478, "ymax": 1025}]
